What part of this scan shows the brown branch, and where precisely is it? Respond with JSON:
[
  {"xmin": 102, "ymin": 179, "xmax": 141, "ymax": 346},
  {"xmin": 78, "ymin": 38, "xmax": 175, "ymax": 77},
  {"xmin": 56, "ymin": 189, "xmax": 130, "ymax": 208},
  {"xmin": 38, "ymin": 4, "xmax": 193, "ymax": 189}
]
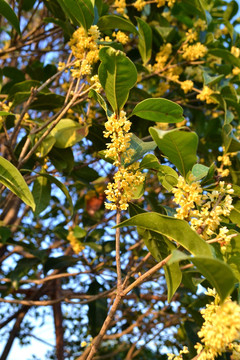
[{"xmin": 52, "ymin": 280, "xmax": 64, "ymax": 360}]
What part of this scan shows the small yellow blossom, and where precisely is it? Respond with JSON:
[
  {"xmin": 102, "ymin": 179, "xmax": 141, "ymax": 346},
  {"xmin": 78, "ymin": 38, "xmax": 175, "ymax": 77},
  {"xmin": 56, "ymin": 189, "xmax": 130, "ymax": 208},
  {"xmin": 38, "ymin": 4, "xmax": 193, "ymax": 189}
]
[
  {"xmin": 114, "ymin": 0, "xmax": 126, "ymax": 14},
  {"xmin": 232, "ymin": 67, "xmax": 240, "ymax": 76},
  {"xmin": 113, "ymin": 31, "xmax": 129, "ymax": 44},
  {"xmin": 180, "ymin": 80, "xmax": 194, "ymax": 93},
  {"xmin": 133, "ymin": 0, "xmax": 146, "ymax": 11},
  {"xmin": 195, "ymin": 289, "xmax": 240, "ymax": 360},
  {"xmin": 154, "ymin": 43, "xmax": 172, "ymax": 71},
  {"xmin": 196, "ymin": 86, "xmax": 216, "ymax": 104},
  {"xmin": 167, "ymin": 0, "xmax": 176, "ymax": 7},
  {"xmin": 156, "ymin": 0, "xmax": 165, "ymax": 7},
  {"xmin": 231, "ymin": 46, "xmax": 240, "ymax": 58},
  {"xmin": 194, "ymin": 18, "xmax": 207, "ymax": 31},
  {"xmin": 182, "ymin": 42, "xmax": 207, "ymax": 61},
  {"xmin": 90, "ymin": 75, "xmax": 102, "ymax": 93},
  {"xmin": 67, "ymin": 231, "xmax": 85, "ymax": 254},
  {"xmin": 186, "ymin": 28, "xmax": 198, "ymax": 43},
  {"xmin": 69, "ymin": 25, "xmax": 100, "ymax": 77}
]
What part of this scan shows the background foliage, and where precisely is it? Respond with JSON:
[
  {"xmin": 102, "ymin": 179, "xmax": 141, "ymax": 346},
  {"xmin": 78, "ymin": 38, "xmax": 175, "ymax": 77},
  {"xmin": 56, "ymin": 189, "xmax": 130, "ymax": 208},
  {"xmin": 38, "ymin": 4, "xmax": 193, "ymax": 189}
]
[{"xmin": 1, "ymin": 0, "xmax": 240, "ymax": 359}]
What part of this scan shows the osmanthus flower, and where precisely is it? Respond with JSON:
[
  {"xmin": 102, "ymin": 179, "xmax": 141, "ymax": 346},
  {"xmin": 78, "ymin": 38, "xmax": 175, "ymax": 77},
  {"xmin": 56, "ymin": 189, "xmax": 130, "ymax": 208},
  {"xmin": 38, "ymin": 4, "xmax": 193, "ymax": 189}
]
[
  {"xmin": 103, "ymin": 111, "xmax": 145, "ymax": 211},
  {"xmin": 114, "ymin": 0, "xmax": 126, "ymax": 15},
  {"xmin": 112, "ymin": 31, "xmax": 129, "ymax": 45},
  {"xmin": 180, "ymin": 80, "xmax": 194, "ymax": 94},
  {"xmin": 194, "ymin": 288, "xmax": 240, "ymax": 360},
  {"xmin": 65, "ymin": 25, "xmax": 100, "ymax": 77},
  {"xmin": 133, "ymin": 0, "xmax": 146, "ymax": 11},
  {"xmin": 182, "ymin": 42, "xmax": 207, "ymax": 61},
  {"xmin": 67, "ymin": 231, "xmax": 85, "ymax": 254},
  {"xmin": 172, "ymin": 176, "xmax": 234, "ymax": 250},
  {"xmin": 196, "ymin": 86, "xmax": 216, "ymax": 104}
]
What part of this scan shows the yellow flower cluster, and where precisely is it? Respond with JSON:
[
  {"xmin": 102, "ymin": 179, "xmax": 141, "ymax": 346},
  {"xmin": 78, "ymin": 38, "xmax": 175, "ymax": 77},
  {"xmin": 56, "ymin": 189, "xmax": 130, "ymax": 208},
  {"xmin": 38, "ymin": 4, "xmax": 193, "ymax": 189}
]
[
  {"xmin": 67, "ymin": 231, "xmax": 85, "ymax": 254},
  {"xmin": 231, "ymin": 46, "xmax": 240, "ymax": 58},
  {"xmin": 195, "ymin": 289, "xmax": 240, "ymax": 360},
  {"xmin": 196, "ymin": 86, "xmax": 216, "ymax": 104},
  {"xmin": 167, "ymin": 346, "xmax": 189, "ymax": 360},
  {"xmin": 0, "ymin": 101, "xmax": 12, "ymax": 127},
  {"xmin": 185, "ymin": 66, "xmax": 203, "ymax": 82},
  {"xmin": 194, "ymin": 18, "xmax": 207, "ymax": 31},
  {"xmin": 180, "ymin": 80, "xmax": 194, "ymax": 93},
  {"xmin": 186, "ymin": 28, "xmax": 198, "ymax": 43},
  {"xmin": 182, "ymin": 42, "xmax": 207, "ymax": 61},
  {"xmin": 217, "ymin": 149, "xmax": 237, "ymax": 178},
  {"xmin": 68, "ymin": 25, "xmax": 100, "ymax": 76},
  {"xmin": 104, "ymin": 111, "xmax": 145, "ymax": 210},
  {"xmin": 133, "ymin": 0, "xmax": 146, "ymax": 11},
  {"xmin": 105, "ymin": 164, "xmax": 145, "ymax": 210},
  {"xmin": 114, "ymin": 0, "xmax": 126, "ymax": 14},
  {"xmin": 172, "ymin": 177, "xmax": 234, "ymax": 248},
  {"xmin": 232, "ymin": 67, "xmax": 240, "ymax": 76},
  {"xmin": 90, "ymin": 75, "xmax": 102, "ymax": 93},
  {"xmin": 154, "ymin": 43, "xmax": 172, "ymax": 72},
  {"xmin": 104, "ymin": 111, "xmax": 132, "ymax": 166},
  {"xmin": 113, "ymin": 31, "xmax": 129, "ymax": 44}
]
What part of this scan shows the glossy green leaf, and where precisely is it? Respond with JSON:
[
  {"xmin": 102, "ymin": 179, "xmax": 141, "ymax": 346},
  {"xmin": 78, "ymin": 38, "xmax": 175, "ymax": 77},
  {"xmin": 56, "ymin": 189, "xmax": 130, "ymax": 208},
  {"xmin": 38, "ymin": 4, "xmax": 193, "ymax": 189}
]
[
  {"xmin": 0, "ymin": 0, "xmax": 21, "ymax": 34},
  {"xmin": 88, "ymin": 89, "xmax": 112, "ymax": 116},
  {"xmin": 208, "ymin": 49, "xmax": 240, "ymax": 68},
  {"xmin": 36, "ymin": 173, "xmax": 73, "ymax": 216},
  {"xmin": 0, "ymin": 111, "xmax": 14, "ymax": 116},
  {"xmin": 32, "ymin": 174, "xmax": 51, "ymax": 216},
  {"xmin": 51, "ymin": 119, "xmax": 88, "ymax": 148},
  {"xmin": 123, "ymin": 134, "xmax": 156, "ymax": 166},
  {"xmin": 157, "ymin": 165, "xmax": 178, "ymax": 191},
  {"xmin": 203, "ymin": 72, "xmax": 224, "ymax": 86},
  {"xmin": 191, "ymin": 164, "xmax": 209, "ymax": 180},
  {"xmin": 229, "ymin": 200, "xmax": 240, "ymax": 225},
  {"xmin": 139, "ymin": 228, "xmax": 182, "ymax": 302},
  {"xmin": 115, "ymin": 212, "xmax": 212, "ymax": 257},
  {"xmin": 97, "ymin": 15, "xmax": 138, "ymax": 34},
  {"xmin": 136, "ymin": 17, "xmax": 152, "ymax": 65},
  {"xmin": 56, "ymin": 0, "xmax": 94, "ymax": 30},
  {"xmin": 130, "ymin": 98, "xmax": 184, "ymax": 123},
  {"xmin": 149, "ymin": 128, "xmax": 198, "ymax": 178},
  {"xmin": 225, "ymin": 232, "xmax": 240, "ymax": 281},
  {"xmin": 169, "ymin": 250, "xmax": 236, "ymax": 302},
  {"xmin": 98, "ymin": 47, "xmax": 137, "ymax": 112},
  {"xmin": 223, "ymin": 124, "xmax": 240, "ymax": 153},
  {"xmin": 140, "ymin": 154, "xmax": 161, "ymax": 171},
  {"xmin": 0, "ymin": 156, "xmax": 35, "ymax": 210}
]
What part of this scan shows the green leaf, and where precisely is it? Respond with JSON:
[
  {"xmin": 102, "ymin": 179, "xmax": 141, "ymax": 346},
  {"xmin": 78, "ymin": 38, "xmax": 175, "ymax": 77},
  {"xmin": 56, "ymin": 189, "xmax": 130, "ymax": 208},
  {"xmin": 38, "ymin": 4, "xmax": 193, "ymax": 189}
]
[
  {"xmin": 98, "ymin": 47, "xmax": 137, "ymax": 112},
  {"xmin": 123, "ymin": 134, "xmax": 156, "ymax": 166},
  {"xmin": 88, "ymin": 89, "xmax": 112, "ymax": 116},
  {"xmin": 157, "ymin": 165, "xmax": 178, "ymax": 191},
  {"xmin": 202, "ymin": 72, "xmax": 224, "ymax": 86},
  {"xmin": 136, "ymin": 17, "xmax": 152, "ymax": 65},
  {"xmin": 51, "ymin": 119, "xmax": 89, "ymax": 148},
  {"xmin": 44, "ymin": 255, "xmax": 79, "ymax": 274},
  {"xmin": 0, "ymin": 156, "xmax": 35, "ymax": 210},
  {"xmin": 208, "ymin": 49, "xmax": 240, "ymax": 68},
  {"xmin": 56, "ymin": 0, "xmax": 94, "ymax": 30},
  {"xmin": 0, "ymin": 111, "xmax": 14, "ymax": 117},
  {"xmin": 130, "ymin": 98, "xmax": 184, "ymax": 123},
  {"xmin": 169, "ymin": 250, "xmax": 236, "ymax": 302},
  {"xmin": 191, "ymin": 164, "xmax": 209, "ymax": 180},
  {"xmin": 225, "ymin": 232, "xmax": 240, "ymax": 281},
  {"xmin": 229, "ymin": 200, "xmax": 240, "ymax": 225},
  {"xmin": 115, "ymin": 212, "xmax": 212, "ymax": 257},
  {"xmin": 149, "ymin": 128, "xmax": 198, "ymax": 178},
  {"xmin": 97, "ymin": 15, "xmax": 138, "ymax": 34},
  {"xmin": 0, "ymin": 0, "xmax": 21, "ymax": 34},
  {"xmin": 0, "ymin": 227, "xmax": 11, "ymax": 244},
  {"xmin": 140, "ymin": 154, "xmax": 161, "ymax": 171},
  {"xmin": 223, "ymin": 124, "xmax": 240, "ymax": 153},
  {"xmin": 139, "ymin": 229, "xmax": 182, "ymax": 302},
  {"xmin": 32, "ymin": 174, "xmax": 51, "ymax": 216},
  {"xmin": 36, "ymin": 173, "xmax": 73, "ymax": 216}
]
